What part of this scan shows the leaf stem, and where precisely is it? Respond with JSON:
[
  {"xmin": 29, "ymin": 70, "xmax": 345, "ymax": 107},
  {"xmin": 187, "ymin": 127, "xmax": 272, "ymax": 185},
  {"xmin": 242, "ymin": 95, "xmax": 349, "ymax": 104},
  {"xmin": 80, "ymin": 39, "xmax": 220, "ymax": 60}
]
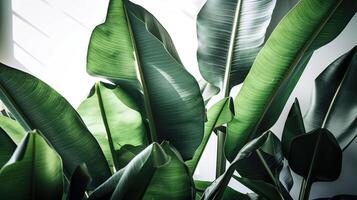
[
  {"xmin": 123, "ymin": 6, "xmax": 158, "ymax": 143},
  {"xmin": 216, "ymin": 130, "xmax": 226, "ymax": 177}
]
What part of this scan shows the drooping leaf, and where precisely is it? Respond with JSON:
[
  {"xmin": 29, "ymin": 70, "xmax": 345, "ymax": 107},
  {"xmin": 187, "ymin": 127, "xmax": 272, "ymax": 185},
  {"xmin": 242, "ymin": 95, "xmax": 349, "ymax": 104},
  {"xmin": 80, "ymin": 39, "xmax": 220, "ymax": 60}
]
[
  {"xmin": 115, "ymin": 144, "xmax": 146, "ymax": 169},
  {"xmin": 282, "ymin": 99, "xmax": 306, "ymax": 159},
  {"xmin": 0, "ymin": 130, "xmax": 63, "ymax": 200},
  {"xmin": 235, "ymin": 131, "xmax": 283, "ymax": 184},
  {"xmin": 0, "ymin": 116, "xmax": 26, "ymax": 167},
  {"xmin": 89, "ymin": 142, "xmax": 194, "ymax": 200},
  {"xmin": 186, "ymin": 97, "xmax": 234, "ymax": 174},
  {"xmin": 233, "ymin": 176, "xmax": 282, "ymax": 200},
  {"xmin": 304, "ymin": 46, "xmax": 357, "ymax": 151},
  {"xmin": 77, "ymin": 82, "xmax": 148, "ymax": 169},
  {"xmin": 66, "ymin": 164, "xmax": 91, "ymax": 200},
  {"xmin": 201, "ymin": 132, "xmax": 292, "ymax": 200},
  {"xmin": 289, "ymin": 128, "xmax": 342, "ymax": 182},
  {"xmin": 0, "ymin": 63, "xmax": 111, "ymax": 188},
  {"xmin": 196, "ymin": 0, "xmax": 276, "ymax": 90},
  {"xmin": 88, "ymin": 0, "xmax": 205, "ymax": 160},
  {"xmin": 194, "ymin": 180, "xmax": 251, "ymax": 200},
  {"xmin": 226, "ymin": 0, "xmax": 357, "ymax": 161}
]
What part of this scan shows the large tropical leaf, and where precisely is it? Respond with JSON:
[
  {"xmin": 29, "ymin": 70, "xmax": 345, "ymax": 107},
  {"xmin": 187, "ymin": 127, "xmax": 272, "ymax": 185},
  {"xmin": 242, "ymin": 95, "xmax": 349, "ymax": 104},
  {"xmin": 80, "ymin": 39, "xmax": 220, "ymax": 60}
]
[
  {"xmin": 226, "ymin": 0, "xmax": 357, "ymax": 161},
  {"xmin": 186, "ymin": 97, "xmax": 234, "ymax": 174},
  {"xmin": 78, "ymin": 82, "xmax": 148, "ymax": 170},
  {"xmin": 304, "ymin": 46, "xmax": 357, "ymax": 150},
  {"xmin": 0, "ymin": 130, "xmax": 63, "ymax": 200},
  {"xmin": 87, "ymin": 0, "xmax": 205, "ymax": 160},
  {"xmin": 0, "ymin": 63, "xmax": 111, "ymax": 188},
  {"xmin": 196, "ymin": 0, "xmax": 276, "ymax": 90},
  {"xmin": 202, "ymin": 132, "xmax": 292, "ymax": 200},
  {"xmin": 198, "ymin": 79, "xmax": 220, "ymax": 105},
  {"xmin": 89, "ymin": 142, "xmax": 194, "ymax": 200},
  {"xmin": 0, "ymin": 116, "xmax": 26, "ymax": 167},
  {"xmin": 87, "ymin": 0, "xmax": 138, "ymax": 88}
]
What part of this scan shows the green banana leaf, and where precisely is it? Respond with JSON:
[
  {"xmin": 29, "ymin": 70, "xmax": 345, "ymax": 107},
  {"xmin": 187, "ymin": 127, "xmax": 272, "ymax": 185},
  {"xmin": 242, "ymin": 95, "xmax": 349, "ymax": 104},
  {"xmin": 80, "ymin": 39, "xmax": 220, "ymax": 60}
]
[
  {"xmin": 0, "ymin": 130, "xmax": 63, "ymax": 200},
  {"xmin": 194, "ymin": 180, "xmax": 250, "ymax": 200},
  {"xmin": 0, "ymin": 63, "xmax": 111, "ymax": 188},
  {"xmin": 304, "ymin": 46, "xmax": 357, "ymax": 151},
  {"xmin": 66, "ymin": 163, "xmax": 91, "ymax": 200},
  {"xmin": 77, "ymin": 82, "xmax": 148, "ymax": 170},
  {"xmin": 87, "ymin": 0, "xmax": 205, "ymax": 160},
  {"xmin": 196, "ymin": 0, "xmax": 276, "ymax": 90},
  {"xmin": 186, "ymin": 97, "xmax": 234, "ymax": 174},
  {"xmin": 0, "ymin": 116, "xmax": 26, "ymax": 167},
  {"xmin": 202, "ymin": 132, "xmax": 292, "ymax": 200},
  {"xmin": 226, "ymin": 0, "xmax": 357, "ymax": 161},
  {"xmin": 89, "ymin": 142, "xmax": 194, "ymax": 200},
  {"xmin": 315, "ymin": 195, "xmax": 357, "ymax": 200}
]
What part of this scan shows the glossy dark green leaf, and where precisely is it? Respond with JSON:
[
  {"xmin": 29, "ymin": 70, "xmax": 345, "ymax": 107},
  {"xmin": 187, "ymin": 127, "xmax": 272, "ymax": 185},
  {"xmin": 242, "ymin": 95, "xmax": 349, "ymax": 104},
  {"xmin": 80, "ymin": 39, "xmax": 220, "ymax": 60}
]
[
  {"xmin": 0, "ymin": 116, "xmax": 26, "ymax": 167},
  {"xmin": 77, "ymin": 82, "xmax": 148, "ymax": 170},
  {"xmin": 89, "ymin": 142, "xmax": 194, "ymax": 200},
  {"xmin": 0, "ymin": 130, "xmax": 63, "ymax": 200},
  {"xmin": 194, "ymin": 180, "xmax": 250, "ymax": 200},
  {"xmin": 235, "ymin": 131, "xmax": 283, "ymax": 184},
  {"xmin": 304, "ymin": 46, "xmax": 357, "ymax": 151},
  {"xmin": 279, "ymin": 162, "xmax": 293, "ymax": 192},
  {"xmin": 197, "ymin": 0, "xmax": 276, "ymax": 90},
  {"xmin": 0, "ymin": 63, "xmax": 111, "ymax": 188},
  {"xmin": 226, "ymin": 0, "xmax": 357, "ymax": 161},
  {"xmin": 186, "ymin": 97, "xmax": 234, "ymax": 174},
  {"xmin": 67, "ymin": 163, "xmax": 91, "ymax": 200},
  {"xmin": 233, "ymin": 176, "xmax": 282, "ymax": 200},
  {"xmin": 289, "ymin": 128, "xmax": 342, "ymax": 182},
  {"xmin": 88, "ymin": 0, "xmax": 205, "ymax": 160},
  {"xmin": 126, "ymin": 1, "xmax": 205, "ymax": 160},
  {"xmin": 282, "ymin": 99, "xmax": 306, "ymax": 159},
  {"xmin": 202, "ymin": 132, "xmax": 292, "ymax": 200}
]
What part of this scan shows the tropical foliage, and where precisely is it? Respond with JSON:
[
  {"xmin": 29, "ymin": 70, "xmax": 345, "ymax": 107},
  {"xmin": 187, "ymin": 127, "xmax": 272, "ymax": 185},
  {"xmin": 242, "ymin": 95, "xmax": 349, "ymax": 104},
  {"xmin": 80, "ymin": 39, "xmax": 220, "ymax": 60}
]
[{"xmin": 0, "ymin": 0, "xmax": 356, "ymax": 199}]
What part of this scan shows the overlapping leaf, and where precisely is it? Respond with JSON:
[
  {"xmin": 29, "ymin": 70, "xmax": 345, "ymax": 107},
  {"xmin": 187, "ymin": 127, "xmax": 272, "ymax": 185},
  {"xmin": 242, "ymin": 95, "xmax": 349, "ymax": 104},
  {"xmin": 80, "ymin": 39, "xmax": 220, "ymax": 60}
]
[
  {"xmin": 0, "ymin": 131, "xmax": 63, "ymax": 200},
  {"xmin": 0, "ymin": 63, "xmax": 111, "ymax": 188},
  {"xmin": 226, "ymin": 0, "xmax": 357, "ymax": 161},
  {"xmin": 78, "ymin": 82, "xmax": 148, "ymax": 169},
  {"xmin": 89, "ymin": 142, "xmax": 194, "ymax": 200},
  {"xmin": 197, "ymin": 0, "xmax": 276, "ymax": 89},
  {"xmin": 87, "ymin": 0, "xmax": 205, "ymax": 160}
]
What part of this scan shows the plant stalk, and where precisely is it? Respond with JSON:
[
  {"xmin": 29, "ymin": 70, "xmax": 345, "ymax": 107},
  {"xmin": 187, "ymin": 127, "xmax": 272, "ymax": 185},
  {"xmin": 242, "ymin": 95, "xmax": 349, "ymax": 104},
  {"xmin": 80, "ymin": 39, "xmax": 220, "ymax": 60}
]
[
  {"xmin": 216, "ymin": 130, "xmax": 226, "ymax": 177},
  {"xmin": 215, "ymin": 0, "xmax": 242, "ymax": 178}
]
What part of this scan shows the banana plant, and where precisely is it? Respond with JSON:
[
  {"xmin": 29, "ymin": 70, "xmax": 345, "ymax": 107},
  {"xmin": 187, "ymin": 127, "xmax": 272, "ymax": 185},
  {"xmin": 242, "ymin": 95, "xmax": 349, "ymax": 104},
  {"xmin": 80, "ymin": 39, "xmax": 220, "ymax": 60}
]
[
  {"xmin": 225, "ymin": 0, "xmax": 357, "ymax": 162},
  {"xmin": 87, "ymin": 0, "xmax": 205, "ymax": 161},
  {"xmin": 196, "ymin": 0, "xmax": 279, "ymax": 177}
]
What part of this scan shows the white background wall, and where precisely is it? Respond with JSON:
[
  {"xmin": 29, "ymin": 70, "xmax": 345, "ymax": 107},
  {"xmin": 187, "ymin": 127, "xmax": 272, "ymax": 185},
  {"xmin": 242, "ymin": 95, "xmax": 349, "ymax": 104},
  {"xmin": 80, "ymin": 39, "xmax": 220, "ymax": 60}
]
[{"xmin": 1, "ymin": 0, "xmax": 356, "ymax": 199}]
